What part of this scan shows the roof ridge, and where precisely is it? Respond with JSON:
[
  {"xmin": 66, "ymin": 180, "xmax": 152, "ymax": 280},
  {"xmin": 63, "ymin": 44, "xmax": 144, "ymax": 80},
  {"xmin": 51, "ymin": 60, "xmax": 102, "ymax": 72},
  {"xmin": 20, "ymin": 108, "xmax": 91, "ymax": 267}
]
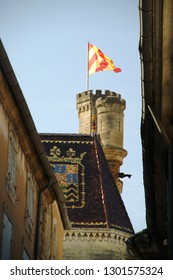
[{"xmin": 93, "ymin": 135, "xmax": 109, "ymax": 229}]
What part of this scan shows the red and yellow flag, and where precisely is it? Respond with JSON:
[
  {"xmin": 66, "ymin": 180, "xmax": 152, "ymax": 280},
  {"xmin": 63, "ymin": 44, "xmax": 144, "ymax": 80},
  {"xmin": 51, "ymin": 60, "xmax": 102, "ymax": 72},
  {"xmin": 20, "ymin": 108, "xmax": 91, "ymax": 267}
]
[{"xmin": 88, "ymin": 43, "xmax": 121, "ymax": 75}]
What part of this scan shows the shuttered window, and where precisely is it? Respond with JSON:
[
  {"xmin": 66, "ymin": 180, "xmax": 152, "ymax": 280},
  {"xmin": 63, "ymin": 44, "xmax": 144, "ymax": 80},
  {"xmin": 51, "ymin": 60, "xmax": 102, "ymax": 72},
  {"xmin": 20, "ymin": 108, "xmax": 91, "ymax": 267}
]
[
  {"xmin": 1, "ymin": 213, "xmax": 12, "ymax": 260},
  {"xmin": 6, "ymin": 131, "xmax": 17, "ymax": 204},
  {"xmin": 25, "ymin": 172, "xmax": 34, "ymax": 236},
  {"xmin": 22, "ymin": 248, "xmax": 30, "ymax": 260}
]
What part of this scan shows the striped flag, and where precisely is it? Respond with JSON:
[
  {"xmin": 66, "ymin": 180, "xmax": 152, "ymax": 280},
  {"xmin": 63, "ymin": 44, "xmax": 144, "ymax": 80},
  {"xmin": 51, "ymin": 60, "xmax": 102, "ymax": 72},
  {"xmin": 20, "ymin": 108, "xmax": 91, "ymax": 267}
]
[{"xmin": 88, "ymin": 43, "xmax": 121, "ymax": 75}]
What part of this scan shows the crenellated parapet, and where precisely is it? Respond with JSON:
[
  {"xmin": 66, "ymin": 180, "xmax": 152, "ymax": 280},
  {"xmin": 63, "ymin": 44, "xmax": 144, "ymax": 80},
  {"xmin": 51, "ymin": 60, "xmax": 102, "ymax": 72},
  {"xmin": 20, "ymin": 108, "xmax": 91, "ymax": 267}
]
[
  {"xmin": 76, "ymin": 89, "xmax": 125, "ymax": 102},
  {"xmin": 76, "ymin": 90, "xmax": 125, "ymax": 117}
]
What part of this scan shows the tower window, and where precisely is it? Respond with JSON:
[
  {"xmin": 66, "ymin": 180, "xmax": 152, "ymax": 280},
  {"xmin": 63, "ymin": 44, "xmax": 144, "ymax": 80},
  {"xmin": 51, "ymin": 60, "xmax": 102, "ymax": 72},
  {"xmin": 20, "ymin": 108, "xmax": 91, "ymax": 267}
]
[
  {"xmin": 119, "ymin": 121, "xmax": 121, "ymax": 132},
  {"xmin": 100, "ymin": 121, "xmax": 103, "ymax": 132}
]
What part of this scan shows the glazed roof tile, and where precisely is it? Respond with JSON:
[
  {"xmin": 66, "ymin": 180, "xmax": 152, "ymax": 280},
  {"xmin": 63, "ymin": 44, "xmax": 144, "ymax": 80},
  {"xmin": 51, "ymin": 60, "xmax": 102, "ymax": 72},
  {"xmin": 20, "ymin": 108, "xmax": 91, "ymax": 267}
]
[{"xmin": 40, "ymin": 133, "xmax": 134, "ymax": 234}]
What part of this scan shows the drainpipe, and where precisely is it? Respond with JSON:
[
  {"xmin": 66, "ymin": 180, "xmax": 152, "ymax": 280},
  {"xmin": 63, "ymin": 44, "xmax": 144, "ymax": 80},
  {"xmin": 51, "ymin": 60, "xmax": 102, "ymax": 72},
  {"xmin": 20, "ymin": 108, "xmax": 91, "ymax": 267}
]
[{"xmin": 34, "ymin": 178, "xmax": 52, "ymax": 260}]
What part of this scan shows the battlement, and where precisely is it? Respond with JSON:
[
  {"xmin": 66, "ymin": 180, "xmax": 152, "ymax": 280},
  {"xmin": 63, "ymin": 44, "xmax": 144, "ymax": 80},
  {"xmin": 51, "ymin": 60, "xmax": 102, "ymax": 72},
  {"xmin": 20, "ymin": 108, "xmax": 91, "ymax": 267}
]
[
  {"xmin": 96, "ymin": 95, "xmax": 126, "ymax": 108},
  {"xmin": 76, "ymin": 89, "xmax": 124, "ymax": 104}
]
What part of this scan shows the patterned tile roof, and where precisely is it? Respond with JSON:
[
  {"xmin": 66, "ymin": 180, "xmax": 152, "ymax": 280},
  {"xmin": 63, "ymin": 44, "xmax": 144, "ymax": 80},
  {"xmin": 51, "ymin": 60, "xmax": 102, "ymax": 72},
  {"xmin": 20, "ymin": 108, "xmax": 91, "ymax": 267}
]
[{"xmin": 40, "ymin": 133, "xmax": 134, "ymax": 234}]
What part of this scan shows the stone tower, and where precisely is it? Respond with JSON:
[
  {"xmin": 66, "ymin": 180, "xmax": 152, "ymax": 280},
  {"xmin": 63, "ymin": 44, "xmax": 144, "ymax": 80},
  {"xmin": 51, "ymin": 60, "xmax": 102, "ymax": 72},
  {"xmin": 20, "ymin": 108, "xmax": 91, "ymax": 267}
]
[{"xmin": 76, "ymin": 90, "xmax": 127, "ymax": 193}]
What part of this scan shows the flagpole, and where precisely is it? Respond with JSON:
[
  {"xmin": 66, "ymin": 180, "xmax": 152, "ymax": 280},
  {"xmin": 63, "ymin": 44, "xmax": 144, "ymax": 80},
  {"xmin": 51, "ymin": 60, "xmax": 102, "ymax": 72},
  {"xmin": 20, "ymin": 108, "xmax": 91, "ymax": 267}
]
[{"xmin": 86, "ymin": 41, "xmax": 89, "ymax": 91}]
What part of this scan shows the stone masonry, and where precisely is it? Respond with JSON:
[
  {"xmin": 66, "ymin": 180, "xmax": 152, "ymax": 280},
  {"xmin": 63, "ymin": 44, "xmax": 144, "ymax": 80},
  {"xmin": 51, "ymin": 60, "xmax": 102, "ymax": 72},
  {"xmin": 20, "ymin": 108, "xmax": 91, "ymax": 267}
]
[{"xmin": 76, "ymin": 90, "xmax": 127, "ymax": 193}]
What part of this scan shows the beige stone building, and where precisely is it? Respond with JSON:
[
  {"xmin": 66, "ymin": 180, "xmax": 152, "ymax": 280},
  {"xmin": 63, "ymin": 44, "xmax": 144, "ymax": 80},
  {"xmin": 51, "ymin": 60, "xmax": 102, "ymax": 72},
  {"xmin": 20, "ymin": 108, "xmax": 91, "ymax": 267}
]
[
  {"xmin": 0, "ymin": 39, "xmax": 70, "ymax": 260},
  {"xmin": 41, "ymin": 90, "xmax": 134, "ymax": 260}
]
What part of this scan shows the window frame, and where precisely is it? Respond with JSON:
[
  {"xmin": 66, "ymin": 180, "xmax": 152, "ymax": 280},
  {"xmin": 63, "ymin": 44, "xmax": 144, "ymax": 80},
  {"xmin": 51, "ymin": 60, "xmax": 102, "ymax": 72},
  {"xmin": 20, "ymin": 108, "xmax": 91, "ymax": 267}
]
[
  {"xmin": 25, "ymin": 171, "xmax": 35, "ymax": 237},
  {"xmin": 1, "ymin": 213, "xmax": 13, "ymax": 260},
  {"xmin": 6, "ymin": 130, "xmax": 17, "ymax": 205}
]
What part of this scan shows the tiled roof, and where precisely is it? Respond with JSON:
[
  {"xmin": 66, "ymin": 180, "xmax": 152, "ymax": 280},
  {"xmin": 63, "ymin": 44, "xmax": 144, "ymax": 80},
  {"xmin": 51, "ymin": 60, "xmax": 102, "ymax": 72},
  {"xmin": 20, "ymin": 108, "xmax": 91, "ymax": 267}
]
[{"xmin": 40, "ymin": 133, "xmax": 134, "ymax": 234}]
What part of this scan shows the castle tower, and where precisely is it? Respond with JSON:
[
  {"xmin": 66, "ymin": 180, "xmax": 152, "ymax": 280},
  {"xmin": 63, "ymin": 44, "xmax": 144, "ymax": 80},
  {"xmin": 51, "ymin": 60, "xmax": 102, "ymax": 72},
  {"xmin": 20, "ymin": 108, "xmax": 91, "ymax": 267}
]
[
  {"xmin": 76, "ymin": 90, "xmax": 127, "ymax": 193},
  {"xmin": 41, "ymin": 90, "xmax": 134, "ymax": 260}
]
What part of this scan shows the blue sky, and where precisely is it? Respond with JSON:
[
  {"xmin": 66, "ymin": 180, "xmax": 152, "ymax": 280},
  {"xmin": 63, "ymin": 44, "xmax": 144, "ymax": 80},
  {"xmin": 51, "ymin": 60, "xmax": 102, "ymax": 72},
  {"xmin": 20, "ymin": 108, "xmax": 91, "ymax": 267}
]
[{"xmin": 0, "ymin": 0, "xmax": 146, "ymax": 232}]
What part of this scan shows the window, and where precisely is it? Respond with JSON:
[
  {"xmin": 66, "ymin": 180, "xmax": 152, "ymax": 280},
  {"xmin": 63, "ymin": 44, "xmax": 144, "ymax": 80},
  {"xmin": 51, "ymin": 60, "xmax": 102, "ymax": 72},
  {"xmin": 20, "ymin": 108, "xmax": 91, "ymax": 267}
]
[
  {"xmin": 25, "ymin": 172, "xmax": 34, "ymax": 236},
  {"xmin": 6, "ymin": 131, "xmax": 17, "ymax": 204},
  {"xmin": 119, "ymin": 120, "xmax": 121, "ymax": 132},
  {"xmin": 100, "ymin": 121, "xmax": 103, "ymax": 132},
  {"xmin": 1, "ymin": 213, "xmax": 12, "ymax": 260}
]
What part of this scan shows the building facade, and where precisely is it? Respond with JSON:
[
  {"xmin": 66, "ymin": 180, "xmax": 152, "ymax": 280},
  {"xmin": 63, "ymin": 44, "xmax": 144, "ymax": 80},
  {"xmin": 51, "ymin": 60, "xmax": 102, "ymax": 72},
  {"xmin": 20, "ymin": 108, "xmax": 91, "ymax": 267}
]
[{"xmin": 0, "ymin": 39, "xmax": 70, "ymax": 260}]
